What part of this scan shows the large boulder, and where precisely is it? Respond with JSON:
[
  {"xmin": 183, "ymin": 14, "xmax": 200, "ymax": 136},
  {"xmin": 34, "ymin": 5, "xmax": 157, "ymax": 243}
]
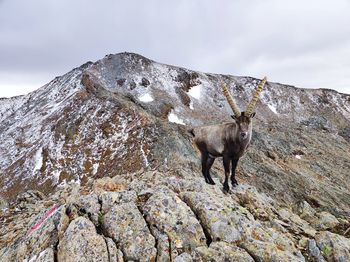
[
  {"xmin": 141, "ymin": 187, "xmax": 207, "ymax": 260},
  {"xmin": 315, "ymin": 231, "xmax": 350, "ymax": 262},
  {"xmin": 101, "ymin": 201, "xmax": 157, "ymax": 261},
  {"xmin": 57, "ymin": 217, "xmax": 109, "ymax": 262}
]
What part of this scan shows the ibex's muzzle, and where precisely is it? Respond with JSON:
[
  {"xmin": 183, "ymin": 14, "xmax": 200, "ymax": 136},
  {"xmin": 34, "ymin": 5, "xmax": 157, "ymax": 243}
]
[{"xmin": 240, "ymin": 132, "xmax": 248, "ymax": 140}]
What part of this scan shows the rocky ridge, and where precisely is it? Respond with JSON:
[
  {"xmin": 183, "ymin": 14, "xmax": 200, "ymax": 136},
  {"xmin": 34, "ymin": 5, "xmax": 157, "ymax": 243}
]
[
  {"xmin": 1, "ymin": 52, "xmax": 350, "ymax": 261},
  {"xmin": 1, "ymin": 170, "xmax": 350, "ymax": 261}
]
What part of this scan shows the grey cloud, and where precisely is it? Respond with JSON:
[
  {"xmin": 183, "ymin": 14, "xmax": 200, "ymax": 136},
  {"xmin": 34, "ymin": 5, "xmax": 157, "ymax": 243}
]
[{"xmin": 0, "ymin": 0, "xmax": 350, "ymax": 96}]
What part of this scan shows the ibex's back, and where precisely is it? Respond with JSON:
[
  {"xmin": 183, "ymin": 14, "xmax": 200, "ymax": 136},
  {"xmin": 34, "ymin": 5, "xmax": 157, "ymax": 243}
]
[{"xmin": 192, "ymin": 119, "xmax": 252, "ymax": 159}]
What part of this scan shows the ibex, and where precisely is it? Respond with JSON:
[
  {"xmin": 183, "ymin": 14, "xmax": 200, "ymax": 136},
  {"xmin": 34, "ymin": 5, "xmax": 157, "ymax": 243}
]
[{"xmin": 190, "ymin": 77, "xmax": 267, "ymax": 192}]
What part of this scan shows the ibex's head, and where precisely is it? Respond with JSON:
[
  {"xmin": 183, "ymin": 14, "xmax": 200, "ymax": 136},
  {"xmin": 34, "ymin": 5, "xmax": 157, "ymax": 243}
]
[
  {"xmin": 221, "ymin": 77, "xmax": 267, "ymax": 140},
  {"xmin": 231, "ymin": 112, "xmax": 255, "ymax": 140}
]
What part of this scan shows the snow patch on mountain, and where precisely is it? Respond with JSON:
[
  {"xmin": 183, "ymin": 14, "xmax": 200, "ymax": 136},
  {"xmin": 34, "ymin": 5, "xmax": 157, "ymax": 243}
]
[
  {"xmin": 138, "ymin": 93, "xmax": 154, "ymax": 103},
  {"xmin": 52, "ymin": 170, "xmax": 61, "ymax": 185},
  {"xmin": 168, "ymin": 110, "xmax": 185, "ymax": 125},
  {"xmin": 188, "ymin": 84, "xmax": 202, "ymax": 99},
  {"xmin": 32, "ymin": 148, "xmax": 43, "ymax": 175},
  {"xmin": 268, "ymin": 104, "xmax": 278, "ymax": 114},
  {"xmin": 0, "ymin": 95, "xmax": 29, "ymax": 123},
  {"xmin": 92, "ymin": 163, "xmax": 99, "ymax": 175},
  {"xmin": 140, "ymin": 145, "xmax": 149, "ymax": 167},
  {"xmin": 152, "ymin": 63, "xmax": 179, "ymax": 97}
]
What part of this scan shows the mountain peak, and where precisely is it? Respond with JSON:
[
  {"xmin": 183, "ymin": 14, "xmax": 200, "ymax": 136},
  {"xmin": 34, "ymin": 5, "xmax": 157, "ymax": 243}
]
[{"xmin": 0, "ymin": 52, "xmax": 349, "ymax": 207}]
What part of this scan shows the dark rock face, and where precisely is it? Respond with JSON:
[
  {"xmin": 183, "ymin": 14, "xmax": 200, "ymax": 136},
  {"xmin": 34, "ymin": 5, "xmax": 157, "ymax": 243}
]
[
  {"xmin": 0, "ymin": 52, "xmax": 350, "ymax": 260},
  {"xmin": 339, "ymin": 126, "xmax": 350, "ymax": 142},
  {"xmin": 141, "ymin": 77, "xmax": 150, "ymax": 87}
]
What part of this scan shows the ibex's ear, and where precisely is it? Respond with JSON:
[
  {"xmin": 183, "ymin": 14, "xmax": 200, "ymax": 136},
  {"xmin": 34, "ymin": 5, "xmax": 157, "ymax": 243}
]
[
  {"xmin": 250, "ymin": 112, "xmax": 256, "ymax": 118},
  {"xmin": 231, "ymin": 115, "xmax": 238, "ymax": 120}
]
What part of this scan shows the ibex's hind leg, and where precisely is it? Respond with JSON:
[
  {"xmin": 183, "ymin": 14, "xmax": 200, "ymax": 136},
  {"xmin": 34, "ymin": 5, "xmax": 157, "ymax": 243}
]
[
  {"xmin": 223, "ymin": 156, "xmax": 231, "ymax": 192},
  {"xmin": 206, "ymin": 157, "xmax": 215, "ymax": 185},
  {"xmin": 201, "ymin": 153, "xmax": 210, "ymax": 183},
  {"xmin": 231, "ymin": 158, "xmax": 239, "ymax": 187}
]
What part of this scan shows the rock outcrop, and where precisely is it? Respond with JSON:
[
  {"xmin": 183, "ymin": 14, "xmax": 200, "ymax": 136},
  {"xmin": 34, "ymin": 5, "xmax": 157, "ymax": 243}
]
[{"xmin": 1, "ymin": 170, "xmax": 350, "ymax": 261}]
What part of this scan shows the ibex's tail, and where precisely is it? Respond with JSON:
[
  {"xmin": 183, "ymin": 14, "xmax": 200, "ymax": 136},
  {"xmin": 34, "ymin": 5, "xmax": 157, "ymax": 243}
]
[{"xmin": 189, "ymin": 128, "xmax": 195, "ymax": 137}]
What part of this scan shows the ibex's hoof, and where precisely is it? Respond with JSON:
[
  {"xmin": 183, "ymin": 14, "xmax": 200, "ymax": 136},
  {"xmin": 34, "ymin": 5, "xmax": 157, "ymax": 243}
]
[
  {"xmin": 208, "ymin": 179, "xmax": 216, "ymax": 185},
  {"xmin": 205, "ymin": 177, "xmax": 216, "ymax": 185},
  {"xmin": 223, "ymin": 189, "xmax": 232, "ymax": 194},
  {"xmin": 223, "ymin": 184, "xmax": 230, "ymax": 193},
  {"xmin": 231, "ymin": 180, "xmax": 238, "ymax": 187}
]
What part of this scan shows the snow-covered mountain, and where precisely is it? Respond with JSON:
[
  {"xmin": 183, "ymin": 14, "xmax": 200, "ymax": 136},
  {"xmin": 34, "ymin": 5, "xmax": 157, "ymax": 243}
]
[
  {"xmin": 1, "ymin": 52, "xmax": 350, "ymax": 212},
  {"xmin": 1, "ymin": 52, "xmax": 350, "ymax": 262}
]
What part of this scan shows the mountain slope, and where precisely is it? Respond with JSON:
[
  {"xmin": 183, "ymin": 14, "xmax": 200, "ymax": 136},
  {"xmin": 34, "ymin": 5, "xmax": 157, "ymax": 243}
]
[
  {"xmin": 1, "ymin": 52, "xmax": 350, "ymax": 261},
  {"xmin": 1, "ymin": 52, "xmax": 349, "ymax": 212}
]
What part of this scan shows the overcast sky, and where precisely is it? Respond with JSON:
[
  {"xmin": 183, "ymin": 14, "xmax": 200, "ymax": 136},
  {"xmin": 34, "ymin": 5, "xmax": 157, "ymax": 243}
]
[{"xmin": 1, "ymin": 0, "xmax": 350, "ymax": 98}]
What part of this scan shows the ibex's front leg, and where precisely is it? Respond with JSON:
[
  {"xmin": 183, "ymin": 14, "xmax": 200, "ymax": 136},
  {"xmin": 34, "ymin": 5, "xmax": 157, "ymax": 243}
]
[
  {"xmin": 223, "ymin": 155, "xmax": 231, "ymax": 192},
  {"xmin": 231, "ymin": 158, "xmax": 239, "ymax": 187}
]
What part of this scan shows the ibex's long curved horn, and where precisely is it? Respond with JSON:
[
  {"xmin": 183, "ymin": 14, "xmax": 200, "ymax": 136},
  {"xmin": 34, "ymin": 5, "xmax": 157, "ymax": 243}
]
[
  {"xmin": 245, "ymin": 77, "xmax": 267, "ymax": 116},
  {"xmin": 221, "ymin": 81, "xmax": 241, "ymax": 117}
]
